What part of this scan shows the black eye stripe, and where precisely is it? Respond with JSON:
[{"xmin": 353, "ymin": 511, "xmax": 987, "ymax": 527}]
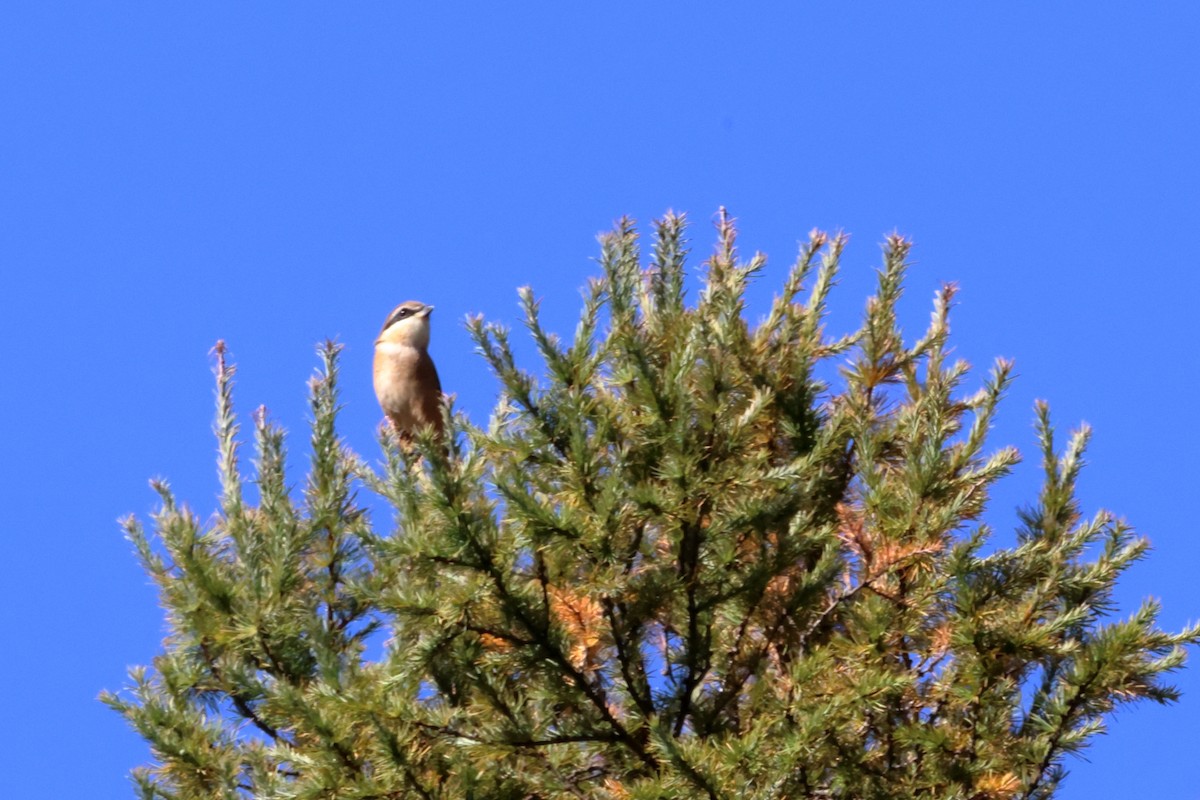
[{"xmin": 385, "ymin": 307, "xmax": 415, "ymax": 329}]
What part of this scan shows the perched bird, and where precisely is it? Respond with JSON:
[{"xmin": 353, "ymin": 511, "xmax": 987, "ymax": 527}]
[{"xmin": 373, "ymin": 300, "xmax": 444, "ymax": 442}]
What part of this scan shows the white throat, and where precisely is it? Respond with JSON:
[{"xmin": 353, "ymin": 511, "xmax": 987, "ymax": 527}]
[{"xmin": 377, "ymin": 340, "xmax": 424, "ymax": 355}]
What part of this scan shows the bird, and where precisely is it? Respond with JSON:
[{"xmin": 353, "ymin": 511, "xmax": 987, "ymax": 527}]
[{"xmin": 373, "ymin": 300, "xmax": 444, "ymax": 442}]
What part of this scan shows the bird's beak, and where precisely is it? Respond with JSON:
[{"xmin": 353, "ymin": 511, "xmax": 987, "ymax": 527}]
[{"xmin": 421, "ymin": 305, "xmax": 434, "ymax": 317}]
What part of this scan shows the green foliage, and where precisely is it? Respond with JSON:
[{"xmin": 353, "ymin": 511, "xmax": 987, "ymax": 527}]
[{"xmin": 105, "ymin": 212, "xmax": 1198, "ymax": 800}]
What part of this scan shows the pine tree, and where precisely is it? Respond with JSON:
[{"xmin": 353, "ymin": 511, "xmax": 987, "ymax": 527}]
[{"xmin": 106, "ymin": 211, "xmax": 1198, "ymax": 800}]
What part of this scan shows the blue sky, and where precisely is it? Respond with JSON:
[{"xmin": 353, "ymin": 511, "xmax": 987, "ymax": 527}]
[{"xmin": 3, "ymin": 4, "xmax": 1198, "ymax": 797}]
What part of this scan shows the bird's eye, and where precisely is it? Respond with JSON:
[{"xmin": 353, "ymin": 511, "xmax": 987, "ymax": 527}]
[{"xmin": 384, "ymin": 307, "xmax": 414, "ymax": 330}]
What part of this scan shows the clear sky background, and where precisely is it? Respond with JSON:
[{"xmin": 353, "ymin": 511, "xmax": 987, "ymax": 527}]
[{"xmin": 2, "ymin": 4, "xmax": 1198, "ymax": 798}]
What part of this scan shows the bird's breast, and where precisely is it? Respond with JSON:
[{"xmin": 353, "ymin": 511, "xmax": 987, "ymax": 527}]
[
  {"xmin": 374, "ymin": 345, "xmax": 421, "ymax": 406},
  {"xmin": 373, "ymin": 343, "xmax": 442, "ymax": 429}
]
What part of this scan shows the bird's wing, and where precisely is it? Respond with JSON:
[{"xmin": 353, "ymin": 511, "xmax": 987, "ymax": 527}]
[{"xmin": 416, "ymin": 352, "xmax": 444, "ymax": 430}]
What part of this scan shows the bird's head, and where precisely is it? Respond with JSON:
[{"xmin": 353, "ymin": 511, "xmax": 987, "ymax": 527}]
[{"xmin": 377, "ymin": 300, "xmax": 434, "ymax": 349}]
